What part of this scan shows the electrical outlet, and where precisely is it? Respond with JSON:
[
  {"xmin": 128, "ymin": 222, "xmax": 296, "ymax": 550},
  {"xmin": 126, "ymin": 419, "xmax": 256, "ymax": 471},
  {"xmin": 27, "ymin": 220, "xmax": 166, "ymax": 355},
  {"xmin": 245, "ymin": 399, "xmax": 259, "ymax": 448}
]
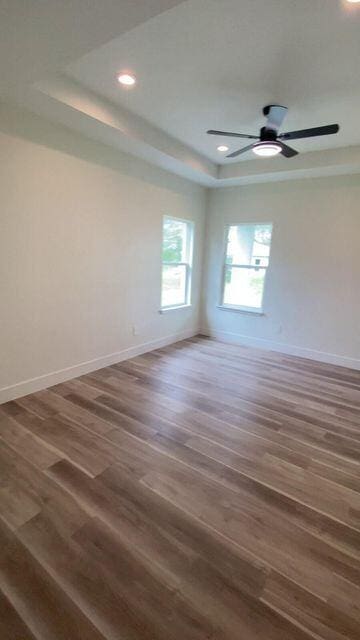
[{"xmin": 132, "ymin": 324, "xmax": 138, "ymax": 336}]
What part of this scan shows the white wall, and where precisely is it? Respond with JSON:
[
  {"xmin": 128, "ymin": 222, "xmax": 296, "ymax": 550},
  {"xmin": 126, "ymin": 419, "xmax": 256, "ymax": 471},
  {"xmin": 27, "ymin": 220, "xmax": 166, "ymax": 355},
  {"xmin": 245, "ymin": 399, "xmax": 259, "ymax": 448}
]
[
  {"xmin": 202, "ymin": 176, "xmax": 360, "ymax": 369},
  {"xmin": 0, "ymin": 105, "xmax": 206, "ymax": 402}
]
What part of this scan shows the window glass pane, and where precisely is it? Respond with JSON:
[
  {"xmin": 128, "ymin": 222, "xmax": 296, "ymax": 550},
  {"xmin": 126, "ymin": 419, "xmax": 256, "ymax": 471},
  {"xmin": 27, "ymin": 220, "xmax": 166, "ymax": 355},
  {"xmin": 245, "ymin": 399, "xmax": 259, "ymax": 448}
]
[
  {"xmin": 163, "ymin": 218, "xmax": 188, "ymax": 263},
  {"xmin": 161, "ymin": 264, "xmax": 187, "ymax": 307},
  {"xmin": 223, "ymin": 266, "xmax": 266, "ymax": 309},
  {"xmin": 226, "ymin": 224, "xmax": 272, "ymax": 267}
]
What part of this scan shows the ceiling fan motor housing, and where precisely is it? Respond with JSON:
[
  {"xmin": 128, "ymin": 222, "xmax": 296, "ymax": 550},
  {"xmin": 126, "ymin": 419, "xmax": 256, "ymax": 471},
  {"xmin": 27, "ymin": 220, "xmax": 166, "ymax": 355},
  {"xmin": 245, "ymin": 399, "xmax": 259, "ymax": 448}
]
[{"xmin": 260, "ymin": 127, "xmax": 278, "ymax": 142}]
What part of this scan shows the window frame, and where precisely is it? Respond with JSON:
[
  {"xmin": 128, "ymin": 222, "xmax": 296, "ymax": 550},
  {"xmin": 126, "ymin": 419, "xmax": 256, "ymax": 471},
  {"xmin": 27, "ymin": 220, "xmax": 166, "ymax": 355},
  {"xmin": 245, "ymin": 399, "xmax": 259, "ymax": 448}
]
[
  {"xmin": 161, "ymin": 215, "xmax": 194, "ymax": 311},
  {"xmin": 219, "ymin": 222, "xmax": 273, "ymax": 314}
]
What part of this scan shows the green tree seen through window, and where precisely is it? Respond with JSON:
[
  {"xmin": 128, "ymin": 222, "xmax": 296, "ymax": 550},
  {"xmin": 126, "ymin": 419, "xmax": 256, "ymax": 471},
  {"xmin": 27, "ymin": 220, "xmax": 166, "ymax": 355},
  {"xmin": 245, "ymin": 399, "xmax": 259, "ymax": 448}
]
[{"xmin": 162, "ymin": 219, "xmax": 184, "ymax": 262}]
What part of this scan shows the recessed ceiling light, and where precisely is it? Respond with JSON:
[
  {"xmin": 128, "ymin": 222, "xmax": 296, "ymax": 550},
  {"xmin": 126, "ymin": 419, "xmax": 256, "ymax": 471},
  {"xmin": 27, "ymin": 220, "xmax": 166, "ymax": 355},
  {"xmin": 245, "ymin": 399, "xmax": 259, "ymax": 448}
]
[
  {"xmin": 346, "ymin": 0, "xmax": 360, "ymax": 3},
  {"xmin": 252, "ymin": 142, "xmax": 282, "ymax": 157},
  {"xmin": 117, "ymin": 72, "xmax": 136, "ymax": 86},
  {"xmin": 217, "ymin": 145, "xmax": 229, "ymax": 152}
]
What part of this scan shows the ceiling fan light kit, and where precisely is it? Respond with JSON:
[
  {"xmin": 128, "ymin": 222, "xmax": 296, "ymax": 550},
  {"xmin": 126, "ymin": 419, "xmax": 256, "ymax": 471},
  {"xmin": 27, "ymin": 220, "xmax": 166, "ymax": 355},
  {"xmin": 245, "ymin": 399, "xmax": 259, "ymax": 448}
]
[
  {"xmin": 253, "ymin": 142, "xmax": 282, "ymax": 157},
  {"xmin": 207, "ymin": 105, "xmax": 339, "ymax": 159}
]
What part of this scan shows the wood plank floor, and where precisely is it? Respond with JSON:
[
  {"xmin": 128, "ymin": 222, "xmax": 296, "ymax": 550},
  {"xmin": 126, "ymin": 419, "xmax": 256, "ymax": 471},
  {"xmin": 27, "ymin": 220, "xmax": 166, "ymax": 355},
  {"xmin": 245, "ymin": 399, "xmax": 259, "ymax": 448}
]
[{"xmin": 1, "ymin": 335, "xmax": 360, "ymax": 639}]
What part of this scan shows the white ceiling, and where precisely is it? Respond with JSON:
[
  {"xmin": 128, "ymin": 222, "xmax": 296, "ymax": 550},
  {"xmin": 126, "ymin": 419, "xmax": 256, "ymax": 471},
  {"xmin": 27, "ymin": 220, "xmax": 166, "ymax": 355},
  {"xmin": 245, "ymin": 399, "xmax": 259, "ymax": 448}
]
[
  {"xmin": 2, "ymin": 0, "xmax": 360, "ymax": 185},
  {"xmin": 67, "ymin": 0, "xmax": 360, "ymax": 163},
  {"xmin": 0, "ymin": 0, "xmax": 184, "ymax": 96}
]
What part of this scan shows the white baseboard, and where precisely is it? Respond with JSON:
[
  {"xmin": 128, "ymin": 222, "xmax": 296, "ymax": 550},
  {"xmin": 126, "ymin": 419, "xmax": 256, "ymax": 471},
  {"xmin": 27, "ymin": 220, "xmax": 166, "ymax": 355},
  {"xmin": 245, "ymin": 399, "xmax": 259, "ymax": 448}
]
[
  {"xmin": 0, "ymin": 328, "xmax": 199, "ymax": 405},
  {"xmin": 201, "ymin": 328, "xmax": 360, "ymax": 371}
]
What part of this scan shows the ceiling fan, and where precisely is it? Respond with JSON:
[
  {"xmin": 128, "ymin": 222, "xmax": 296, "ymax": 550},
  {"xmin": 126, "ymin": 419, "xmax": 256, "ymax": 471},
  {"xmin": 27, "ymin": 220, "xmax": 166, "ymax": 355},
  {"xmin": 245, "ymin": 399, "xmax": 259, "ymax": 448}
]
[{"xmin": 207, "ymin": 105, "xmax": 339, "ymax": 158}]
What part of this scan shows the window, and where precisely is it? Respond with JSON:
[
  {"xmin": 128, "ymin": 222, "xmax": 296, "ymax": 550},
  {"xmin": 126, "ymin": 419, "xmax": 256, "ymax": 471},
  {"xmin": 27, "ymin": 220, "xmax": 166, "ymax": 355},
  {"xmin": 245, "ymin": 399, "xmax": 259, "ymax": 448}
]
[
  {"xmin": 221, "ymin": 223, "xmax": 273, "ymax": 312},
  {"xmin": 161, "ymin": 216, "xmax": 194, "ymax": 309}
]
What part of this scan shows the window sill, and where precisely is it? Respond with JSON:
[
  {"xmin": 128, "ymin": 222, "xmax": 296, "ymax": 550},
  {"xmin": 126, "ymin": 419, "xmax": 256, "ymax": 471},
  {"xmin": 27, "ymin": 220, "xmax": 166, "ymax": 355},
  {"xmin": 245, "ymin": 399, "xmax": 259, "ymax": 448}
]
[
  {"xmin": 159, "ymin": 304, "xmax": 192, "ymax": 314},
  {"xmin": 217, "ymin": 305, "xmax": 265, "ymax": 316}
]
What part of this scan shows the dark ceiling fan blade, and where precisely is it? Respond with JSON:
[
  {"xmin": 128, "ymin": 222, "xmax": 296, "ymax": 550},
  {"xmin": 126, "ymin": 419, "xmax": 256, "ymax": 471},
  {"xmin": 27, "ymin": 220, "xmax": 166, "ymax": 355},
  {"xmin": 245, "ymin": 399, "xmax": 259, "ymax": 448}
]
[
  {"xmin": 226, "ymin": 143, "xmax": 257, "ymax": 158},
  {"xmin": 264, "ymin": 105, "xmax": 288, "ymax": 131},
  {"xmin": 279, "ymin": 124, "xmax": 339, "ymax": 141},
  {"xmin": 207, "ymin": 129, "xmax": 259, "ymax": 139},
  {"xmin": 279, "ymin": 142, "xmax": 299, "ymax": 158}
]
